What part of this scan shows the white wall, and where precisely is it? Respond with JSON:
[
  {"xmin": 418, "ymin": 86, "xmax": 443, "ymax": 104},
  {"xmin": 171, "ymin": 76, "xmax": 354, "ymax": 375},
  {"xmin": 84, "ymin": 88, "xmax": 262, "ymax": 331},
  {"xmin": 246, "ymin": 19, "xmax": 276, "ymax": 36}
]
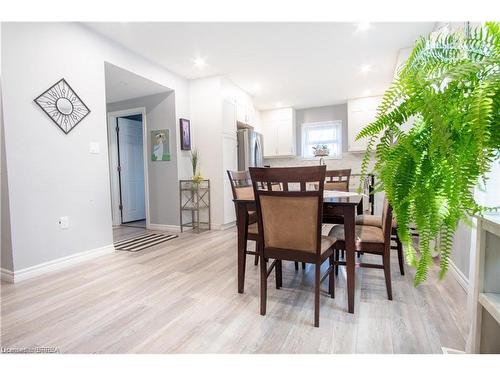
[
  {"xmin": 2, "ymin": 23, "xmax": 189, "ymax": 271},
  {"xmin": 1, "ymin": 21, "xmax": 14, "ymax": 272},
  {"xmin": 189, "ymin": 76, "xmax": 258, "ymax": 228},
  {"xmin": 189, "ymin": 77, "xmax": 225, "ymax": 227}
]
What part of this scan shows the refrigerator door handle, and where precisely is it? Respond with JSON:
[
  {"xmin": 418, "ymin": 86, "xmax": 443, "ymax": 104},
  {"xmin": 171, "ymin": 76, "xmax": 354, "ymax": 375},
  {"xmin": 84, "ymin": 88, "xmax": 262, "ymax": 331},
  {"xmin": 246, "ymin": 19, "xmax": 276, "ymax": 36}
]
[{"xmin": 255, "ymin": 134, "xmax": 263, "ymax": 167}]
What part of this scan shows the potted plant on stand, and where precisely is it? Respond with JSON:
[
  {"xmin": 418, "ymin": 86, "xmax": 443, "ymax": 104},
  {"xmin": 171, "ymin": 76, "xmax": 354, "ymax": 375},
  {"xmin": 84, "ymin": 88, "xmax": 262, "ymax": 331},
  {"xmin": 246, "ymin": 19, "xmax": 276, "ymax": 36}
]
[
  {"xmin": 190, "ymin": 148, "xmax": 204, "ymax": 186},
  {"xmin": 179, "ymin": 149, "xmax": 210, "ymax": 232}
]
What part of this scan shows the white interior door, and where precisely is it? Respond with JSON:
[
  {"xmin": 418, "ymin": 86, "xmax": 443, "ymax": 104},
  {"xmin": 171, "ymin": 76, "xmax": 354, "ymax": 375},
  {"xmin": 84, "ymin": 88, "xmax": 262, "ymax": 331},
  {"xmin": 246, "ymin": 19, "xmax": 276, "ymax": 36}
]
[{"xmin": 118, "ymin": 117, "xmax": 146, "ymax": 223}]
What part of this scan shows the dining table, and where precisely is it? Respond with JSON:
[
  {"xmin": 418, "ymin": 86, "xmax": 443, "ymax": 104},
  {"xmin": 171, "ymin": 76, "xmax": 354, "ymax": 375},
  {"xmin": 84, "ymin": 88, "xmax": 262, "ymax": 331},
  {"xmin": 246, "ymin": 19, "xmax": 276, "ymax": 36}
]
[{"xmin": 233, "ymin": 190, "xmax": 364, "ymax": 314}]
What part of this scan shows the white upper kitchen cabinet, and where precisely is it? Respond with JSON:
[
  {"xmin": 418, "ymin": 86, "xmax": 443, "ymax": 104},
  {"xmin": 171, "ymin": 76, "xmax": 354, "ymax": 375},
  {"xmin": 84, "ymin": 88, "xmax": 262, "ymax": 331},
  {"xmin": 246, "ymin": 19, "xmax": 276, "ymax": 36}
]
[
  {"xmin": 261, "ymin": 108, "xmax": 296, "ymax": 158},
  {"xmin": 236, "ymin": 102, "xmax": 247, "ymax": 124},
  {"xmin": 347, "ymin": 96, "xmax": 383, "ymax": 152},
  {"xmin": 235, "ymin": 101, "xmax": 256, "ymax": 126}
]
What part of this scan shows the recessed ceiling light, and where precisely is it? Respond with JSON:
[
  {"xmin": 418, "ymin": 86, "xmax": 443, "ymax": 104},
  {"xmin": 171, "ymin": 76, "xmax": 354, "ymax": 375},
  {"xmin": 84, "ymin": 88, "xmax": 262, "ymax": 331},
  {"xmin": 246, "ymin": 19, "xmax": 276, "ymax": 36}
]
[
  {"xmin": 253, "ymin": 83, "xmax": 262, "ymax": 92},
  {"xmin": 193, "ymin": 57, "xmax": 206, "ymax": 68},
  {"xmin": 363, "ymin": 89, "xmax": 372, "ymax": 96},
  {"xmin": 356, "ymin": 22, "xmax": 371, "ymax": 32},
  {"xmin": 360, "ymin": 64, "xmax": 372, "ymax": 73},
  {"xmin": 275, "ymin": 101, "xmax": 283, "ymax": 108}
]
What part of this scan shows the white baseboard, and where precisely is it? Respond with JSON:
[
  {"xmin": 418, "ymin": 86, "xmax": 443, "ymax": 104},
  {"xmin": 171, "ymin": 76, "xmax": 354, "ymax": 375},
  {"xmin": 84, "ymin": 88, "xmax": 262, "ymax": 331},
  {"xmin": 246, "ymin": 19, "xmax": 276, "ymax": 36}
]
[
  {"xmin": 442, "ymin": 346, "xmax": 465, "ymax": 354},
  {"xmin": 148, "ymin": 222, "xmax": 235, "ymax": 232},
  {"xmin": 449, "ymin": 260, "xmax": 469, "ymax": 293},
  {"xmin": 148, "ymin": 223, "xmax": 182, "ymax": 232},
  {"xmin": 2, "ymin": 244, "xmax": 115, "ymax": 284},
  {"xmin": 211, "ymin": 221, "xmax": 236, "ymax": 231},
  {"xmin": 1, "ymin": 267, "xmax": 14, "ymax": 283}
]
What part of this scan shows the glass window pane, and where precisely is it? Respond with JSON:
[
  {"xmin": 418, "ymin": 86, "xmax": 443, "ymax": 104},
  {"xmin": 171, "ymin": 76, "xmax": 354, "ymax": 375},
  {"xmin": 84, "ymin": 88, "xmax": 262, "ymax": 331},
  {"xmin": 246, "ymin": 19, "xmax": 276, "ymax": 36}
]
[{"xmin": 301, "ymin": 121, "xmax": 342, "ymax": 158}]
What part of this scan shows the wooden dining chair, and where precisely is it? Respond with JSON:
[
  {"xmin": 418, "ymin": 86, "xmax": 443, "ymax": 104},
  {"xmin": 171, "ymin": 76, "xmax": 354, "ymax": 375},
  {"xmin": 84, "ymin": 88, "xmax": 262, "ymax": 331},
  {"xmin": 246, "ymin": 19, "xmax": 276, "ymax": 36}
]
[
  {"xmin": 249, "ymin": 165, "xmax": 336, "ymax": 327},
  {"xmin": 329, "ymin": 198, "xmax": 394, "ymax": 300},
  {"xmin": 227, "ymin": 170, "xmax": 303, "ymax": 270},
  {"xmin": 227, "ymin": 170, "xmax": 260, "ymax": 266},
  {"xmin": 325, "ymin": 169, "xmax": 351, "ymax": 192},
  {"xmin": 355, "ymin": 213, "xmax": 405, "ymax": 275}
]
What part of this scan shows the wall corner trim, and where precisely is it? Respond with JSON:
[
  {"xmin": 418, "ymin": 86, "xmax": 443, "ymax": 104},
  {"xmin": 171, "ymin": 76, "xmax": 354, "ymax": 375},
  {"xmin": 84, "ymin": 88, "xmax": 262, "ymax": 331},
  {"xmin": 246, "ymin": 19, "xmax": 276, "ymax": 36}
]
[
  {"xmin": 449, "ymin": 260, "xmax": 469, "ymax": 293},
  {"xmin": 3, "ymin": 244, "xmax": 115, "ymax": 284},
  {"xmin": 1, "ymin": 268, "xmax": 15, "ymax": 283}
]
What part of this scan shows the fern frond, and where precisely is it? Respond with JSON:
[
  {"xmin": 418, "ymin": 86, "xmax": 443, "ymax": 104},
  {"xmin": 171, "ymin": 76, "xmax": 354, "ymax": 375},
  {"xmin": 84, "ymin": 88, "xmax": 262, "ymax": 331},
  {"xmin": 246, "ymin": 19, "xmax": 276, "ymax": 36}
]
[{"xmin": 357, "ymin": 22, "xmax": 500, "ymax": 285}]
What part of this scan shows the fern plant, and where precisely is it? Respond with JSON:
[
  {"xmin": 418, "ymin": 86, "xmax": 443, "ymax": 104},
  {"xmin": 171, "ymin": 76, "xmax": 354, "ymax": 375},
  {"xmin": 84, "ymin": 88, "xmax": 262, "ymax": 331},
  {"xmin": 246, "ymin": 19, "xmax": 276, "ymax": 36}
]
[{"xmin": 358, "ymin": 22, "xmax": 500, "ymax": 285}]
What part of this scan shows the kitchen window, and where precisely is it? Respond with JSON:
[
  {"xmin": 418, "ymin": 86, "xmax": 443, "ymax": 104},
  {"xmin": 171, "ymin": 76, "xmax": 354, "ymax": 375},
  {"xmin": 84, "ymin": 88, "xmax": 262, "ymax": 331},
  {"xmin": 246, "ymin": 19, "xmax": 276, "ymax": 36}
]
[{"xmin": 301, "ymin": 120, "xmax": 342, "ymax": 159}]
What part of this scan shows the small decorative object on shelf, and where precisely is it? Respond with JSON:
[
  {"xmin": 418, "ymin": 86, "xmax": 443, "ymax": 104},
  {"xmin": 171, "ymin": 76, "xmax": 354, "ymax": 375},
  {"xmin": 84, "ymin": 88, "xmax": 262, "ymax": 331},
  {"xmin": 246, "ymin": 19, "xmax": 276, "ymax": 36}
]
[
  {"xmin": 34, "ymin": 78, "xmax": 90, "ymax": 134},
  {"xmin": 179, "ymin": 179, "xmax": 211, "ymax": 233}
]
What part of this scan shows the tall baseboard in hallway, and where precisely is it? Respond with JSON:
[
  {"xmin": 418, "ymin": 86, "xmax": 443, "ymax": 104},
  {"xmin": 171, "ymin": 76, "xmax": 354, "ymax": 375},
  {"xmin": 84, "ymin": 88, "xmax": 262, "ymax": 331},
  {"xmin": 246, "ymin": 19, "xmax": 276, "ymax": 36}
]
[
  {"xmin": 2, "ymin": 244, "xmax": 115, "ymax": 283},
  {"xmin": 148, "ymin": 224, "xmax": 181, "ymax": 232}
]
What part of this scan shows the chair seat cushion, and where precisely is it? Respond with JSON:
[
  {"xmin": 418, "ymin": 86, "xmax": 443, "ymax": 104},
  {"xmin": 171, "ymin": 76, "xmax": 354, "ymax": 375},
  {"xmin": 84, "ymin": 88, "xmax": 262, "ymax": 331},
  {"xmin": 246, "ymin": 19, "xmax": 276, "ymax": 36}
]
[
  {"xmin": 248, "ymin": 223, "xmax": 334, "ymax": 254},
  {"xmin": 356, "ymin": 214, "xmax": 397, "ymax": 229},
  {"xmin": 355, "ymin": 214, "xmax": 382, "ymax": 227},
  {"xmin": 320, "ymin": 235, "xmax": 336, "ymax": 254},
  {"xmin": 329, "ymin": 224, "xmax": 384, "ymax": 244}
]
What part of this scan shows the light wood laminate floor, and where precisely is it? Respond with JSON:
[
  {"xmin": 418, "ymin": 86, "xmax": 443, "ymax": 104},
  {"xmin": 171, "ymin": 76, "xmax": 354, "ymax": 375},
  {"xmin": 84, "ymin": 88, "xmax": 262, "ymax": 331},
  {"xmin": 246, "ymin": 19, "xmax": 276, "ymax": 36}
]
[{"xmin": 1, "ymin": 227, "xmax": 468, "ymax": 353}]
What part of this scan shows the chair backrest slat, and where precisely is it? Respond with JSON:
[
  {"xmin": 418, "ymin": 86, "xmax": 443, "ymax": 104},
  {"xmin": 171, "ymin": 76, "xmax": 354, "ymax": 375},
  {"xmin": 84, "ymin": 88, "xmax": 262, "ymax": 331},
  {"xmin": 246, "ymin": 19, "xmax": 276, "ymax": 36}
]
[
  {"xmin": 227, "ymin": 170, "xmax": 253, "ymax": 200},
  {"xmin": 249, "ymin": 166, "xmax": 326, "ymax": 256},
  {"xmin": 325, "ymin": 169, "xmax": 351, "ymax": 192}
]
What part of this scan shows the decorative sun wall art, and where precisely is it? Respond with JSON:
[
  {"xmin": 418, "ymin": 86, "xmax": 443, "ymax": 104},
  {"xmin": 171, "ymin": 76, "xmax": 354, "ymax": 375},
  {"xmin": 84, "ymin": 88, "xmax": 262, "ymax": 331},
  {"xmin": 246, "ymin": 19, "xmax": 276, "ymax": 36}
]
[{"xmin": 34, "ymin": 78, "xmax": 90, "ymax": 134}]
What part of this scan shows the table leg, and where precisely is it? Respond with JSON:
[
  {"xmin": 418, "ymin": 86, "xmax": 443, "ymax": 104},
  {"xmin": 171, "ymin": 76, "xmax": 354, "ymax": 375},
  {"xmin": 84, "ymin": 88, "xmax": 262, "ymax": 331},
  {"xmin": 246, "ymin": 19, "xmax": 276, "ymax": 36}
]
[
  {"xmin": 357, "ymin": 195, "xmax": 364, "ymax": 215},
  {"xmin": 236, "ymin": 203, "xmax": 248, "ymax": 294},
  {"xmin": 344, "ymin": 206, "xmax": 356, "ymax": 313}
]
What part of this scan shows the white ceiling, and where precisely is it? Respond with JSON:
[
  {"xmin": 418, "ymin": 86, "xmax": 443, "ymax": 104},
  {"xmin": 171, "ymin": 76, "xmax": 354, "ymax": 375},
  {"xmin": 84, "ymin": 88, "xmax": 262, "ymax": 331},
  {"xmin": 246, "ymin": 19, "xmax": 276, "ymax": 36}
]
[
  {"xmin": 91, "ymin": 22, "xmax": 435, "ymax": 109},
  {"xmin": 104, "ymin": 62, "xmax": 171, "ymax": 103}
]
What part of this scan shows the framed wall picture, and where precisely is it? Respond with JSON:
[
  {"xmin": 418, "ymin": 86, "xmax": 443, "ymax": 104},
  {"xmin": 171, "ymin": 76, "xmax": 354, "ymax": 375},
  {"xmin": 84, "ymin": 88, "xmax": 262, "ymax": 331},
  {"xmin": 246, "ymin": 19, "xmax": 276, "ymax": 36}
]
[
  {"xmin": 180, "ymin": 118, "xmax": 191, "ymax": 150},
  {"xmin": 151, "ymin": 129, "xmax": 171, "ymax": 161}
]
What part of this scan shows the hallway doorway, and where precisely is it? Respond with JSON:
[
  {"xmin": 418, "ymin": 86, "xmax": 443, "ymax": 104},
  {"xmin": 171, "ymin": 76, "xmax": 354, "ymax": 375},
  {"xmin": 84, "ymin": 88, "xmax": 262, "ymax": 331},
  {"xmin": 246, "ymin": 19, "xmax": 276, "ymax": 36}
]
[{"xmin": 107, "ymin": 108, "xmax": 150, "ymax": 229}]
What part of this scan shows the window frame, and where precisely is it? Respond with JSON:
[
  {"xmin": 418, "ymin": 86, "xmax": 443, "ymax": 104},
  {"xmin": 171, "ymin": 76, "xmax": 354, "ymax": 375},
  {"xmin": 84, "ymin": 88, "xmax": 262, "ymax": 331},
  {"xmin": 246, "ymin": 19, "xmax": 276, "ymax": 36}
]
[{"xmin": 300, "ymin": 120, "xmax": 343, "ymax": 160}]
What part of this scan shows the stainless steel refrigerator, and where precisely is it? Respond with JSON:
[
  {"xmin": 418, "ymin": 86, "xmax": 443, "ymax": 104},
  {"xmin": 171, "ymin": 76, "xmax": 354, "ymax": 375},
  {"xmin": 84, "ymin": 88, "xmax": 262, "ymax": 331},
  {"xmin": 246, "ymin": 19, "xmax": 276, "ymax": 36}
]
[{"xmin": 237, "ymin": 129, "xmax": 264, "ymax": 170}]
